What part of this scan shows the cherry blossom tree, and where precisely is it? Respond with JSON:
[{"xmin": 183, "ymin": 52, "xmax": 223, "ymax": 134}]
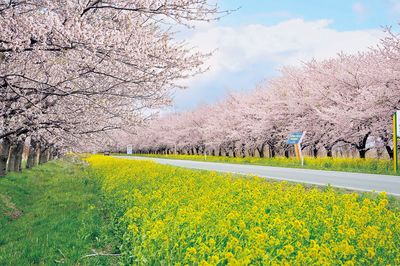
[
  {"xmin": 0, "ymin": 0, "xmax": 226, "ymax": 176},
  {"xmin": 129, "ymin": 30, "xmax": 400, "ymax": 160}
]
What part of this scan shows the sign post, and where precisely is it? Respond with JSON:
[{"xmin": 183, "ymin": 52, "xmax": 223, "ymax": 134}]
[
  {"xmin": 287, "ymin": 132, "xmax": 306, "ymax": 166},
  {"xmin": 394, "ymin": 111, "xmax": 399, "ymax": 173},
  {"xmin": 127, "ymin": 145, "xmax": 133, "ymax": 155}
]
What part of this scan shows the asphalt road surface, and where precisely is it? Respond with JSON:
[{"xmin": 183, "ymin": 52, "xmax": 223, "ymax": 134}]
[{"xmin": 115, "ymin": 156, "xmax": 400, "ymax": 196}]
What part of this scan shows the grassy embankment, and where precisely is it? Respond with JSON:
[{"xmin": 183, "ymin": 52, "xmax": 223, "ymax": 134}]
[
  {"xmin": 0, "ymin": 156, "xmax": 119, "ymax": 265},
  {"xmin": 87, "ymin": 155, "xmax": 400, "ymax": 265},
  {"xmin": 126, "ymin": 154, "xmax": 397, "ymax": 175}
]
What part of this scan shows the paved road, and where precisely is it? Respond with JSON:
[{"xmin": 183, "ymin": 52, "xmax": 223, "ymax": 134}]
[{"xmin": 115, "ymin": 156, "xmax": 400, "ymax": 196}]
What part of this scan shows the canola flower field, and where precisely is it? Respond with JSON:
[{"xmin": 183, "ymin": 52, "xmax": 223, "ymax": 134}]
[
  {"xmin": 130, "ymin": 154, "xmax": 395, "ymax": 175},
  {"xmin": 86, "ymin": 155, "xmax": 400, "ymax": 265}
]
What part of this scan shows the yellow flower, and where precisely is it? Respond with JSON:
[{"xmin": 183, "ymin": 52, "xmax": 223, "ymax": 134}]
[
  {"xmin": 367, "ymin": 247, "xmax": 375, "ymax": 258},
  {"xmin": 187, "ymin": 247, "xmax": 196, "ymax": 255},
  {"xmin": 208, "ymin": 238, "xmax": 216, "ymax": 246},
  {"xmin": 346, "ymin": 228, "xmax": 356, "ymax": 238},
  {"xmin": 296, "ymin": 251, "xmax": 304, "ymax": 261},
  {"xmin": 200, "ymin": 260, "xmax": 211, "ymax": 266},
  {"xmin": 210, "ymin": 255, "xmax": 219, "ymax": 264},
  {"xmin": 225, "ymin": 252, "xmax": 234, "ymax": 260},
  {"xmin": 284, "ymin": 244, "xmax": 295, "ymax": 255},
  {"xmin": 85, "ymin": 155, "xmax": 400, "ymax": 265},
  {"xmin": 127, "ymin": 224, "xmax": 138, "ymax": 233},
  {"xmin": 239, "ymin": 220, "xmax": 246, "ymax": 229},
  {"xmin": 302, "ymin": 228, "xmax": 310, "ymax": 239}
]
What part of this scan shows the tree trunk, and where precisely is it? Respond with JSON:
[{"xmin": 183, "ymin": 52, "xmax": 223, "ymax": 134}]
[
  {"xmin": 54, "ymin": 148, "xmax": 60, "ymax": 159},
  {"xmin": 284, "ymin": 149, "xmax": 289, "ymax": 158},
  {"xmin": 256, "ymin": 147, "xmax": 262, "ymax": 158},
  {"xmin": 26, "ymin": 140, "xmax": 39, "ymax": 169},
  {"xmin": 257, "ymin": 146, "xmax": 264, "ymax": 158},
  {"xmin": 0, "ymin": 138, "xmax": 11, "ymax": 177},
  {"xmin": 48, "ymin": 146, "xmax": 54, "ymax": 161},
  {"xmin": 7, "ymin": 142, "xmax": 24, "ymax": 172},
  {"xmin": 36, "ymin": 147, "xmax": 42, "ymax": 164},
  {"xmin": 7, "ymin": 144, "xmax": 17, "ymax": 172},
  {"xmin": 385, "ymin": 145, "xmax": 394, "ymax": 159},
  {"xmin": 269, "ymin": 146, "xmax": 276, "ymax": 158},
  {"xmin": 312, "ymin": 146, "xmax": 318, "ymax": 158},
  {"xmin": 359, "ymin": 149, "xmax": 367, "ymax": 159},
  {"xmin": 12, "ymin": 141, "xmax": 24, "ymax": 172},
  {"xmin": 39, "ymin": 146, "xmax": 48, "ymax": 164},
  {"xmin": 259, "ymin": 142, "xmax": 267, "ymax": 158},
  {"xmin": 250, "ymin": 149, "xmax": 255, "ymax": 157},
  {"xmin": 355, "ymin": 133, "xmax": 371, "ymax": 159},
  {"xmin": 325, "ymin": 147, "xmax": 333, "ymax": 157}
]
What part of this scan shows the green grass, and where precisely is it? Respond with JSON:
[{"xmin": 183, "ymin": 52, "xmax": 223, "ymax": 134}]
[
  {"xmin": 0, "ymin": 156, "xmax": 119, "ymax": 265},
  {"xmin": 123, "ymin": 154, "xmax": 398, "ymax": 176}
]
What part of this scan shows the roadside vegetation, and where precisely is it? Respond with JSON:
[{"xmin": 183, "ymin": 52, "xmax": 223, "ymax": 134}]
[
  {"xmin": 0, "ymin": 156, "xmax": 119, "ymax": 265},
  {"xmin": 87, "ymin": 155, "xmax": 400, "ymax": 265},
  {"xmin": 123, "ymin": 154, "xmax": 397, "ymax": 175}
]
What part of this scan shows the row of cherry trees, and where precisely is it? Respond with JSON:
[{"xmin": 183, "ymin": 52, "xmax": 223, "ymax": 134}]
[
  {"xmin": 131, "ymin": 29, "xmax": 400, "ymax": 159},
  {"xmin": 0, "ymin": 0, "xmax": 224, "ymax": 176}
]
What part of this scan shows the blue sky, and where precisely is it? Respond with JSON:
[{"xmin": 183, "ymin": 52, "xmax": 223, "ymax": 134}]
[
  {"xmin": 218, "ymin": 0, "xmax": 399, "ymax": 30},
  {"xmin": 170, "ymin": 1, "xmax": 400, "ymax": 111}
]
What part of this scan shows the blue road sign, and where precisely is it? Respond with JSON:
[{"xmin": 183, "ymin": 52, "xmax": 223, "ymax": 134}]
[{"xmin": 287, "ymin": 132, "xmax": 304, "ymax": 145}]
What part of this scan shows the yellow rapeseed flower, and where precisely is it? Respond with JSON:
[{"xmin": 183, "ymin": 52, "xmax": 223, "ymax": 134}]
[{"xmin": 85, "ymin": 155, "xmax": 400, "ymax": 265}]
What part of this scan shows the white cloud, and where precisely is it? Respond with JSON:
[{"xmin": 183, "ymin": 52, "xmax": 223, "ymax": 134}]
[
  {"xmin": 352, "ymin": 2, "xmax": 368, "ymax": 18},
  {"xmin": 184, "ymin": 18, "xmax": 382, "ymax": 82},
  {"xmin": 174, "ymin": 19, "xmax": 384, "ymax": 110}
]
